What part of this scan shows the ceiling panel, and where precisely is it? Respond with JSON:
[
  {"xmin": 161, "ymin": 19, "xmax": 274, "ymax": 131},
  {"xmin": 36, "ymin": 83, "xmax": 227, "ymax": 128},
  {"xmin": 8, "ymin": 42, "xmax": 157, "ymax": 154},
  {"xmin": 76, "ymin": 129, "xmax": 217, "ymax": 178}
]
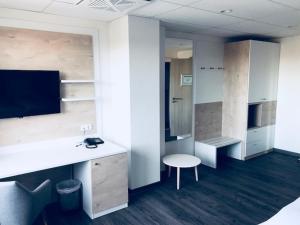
[
  {"xmin": 165, "ymin": 38, "xmax": 193, "ymax": 49},
  {"xmin": 55, "ymin": 0, "xmax": 80, "ymax": 4},
  {"xmin": 201, "ymin": 27, "xmax": 250, "ymax": 37},
  {"xmin": 222, "ymin": 20, "xmax": 285, "ymax": 35},
  {"xmin": 157, "ymin": 7, "xmax": 245, "ymax": 28},
  {"xmin": 190, "ymin": 0, "xmax": 294, "ymax": 20},
  {"xmin": 161, "ymin": 20, "xmax": 205, "ymax": 33},
  {"xmin": 45, "ymin": 1, "xmax": 122, "ymax": 21},
  {"xmin": 265, "ymin": 28, "xmax": 300, "ymax": 37},
  {"xmin": 0, "ymin": 0, "xmax": 299, "ymax": 38},
  {"xmin": 258, "ymin": 10, "xmax": 300, "ymax": 28},
  {"xmin": 0, "ymin": 0, "xmax": 52, "ymax": 12},
  {"xmin": 162, "ymin": 0, "xmax": 201, "ymax": 6},
  {"xmin": 270, "ymin": 0, "xmax": 300, "ymax": 10},
  {"xmin": 131, "ymin": 1, "xmax": 181, "ymax": 17}
]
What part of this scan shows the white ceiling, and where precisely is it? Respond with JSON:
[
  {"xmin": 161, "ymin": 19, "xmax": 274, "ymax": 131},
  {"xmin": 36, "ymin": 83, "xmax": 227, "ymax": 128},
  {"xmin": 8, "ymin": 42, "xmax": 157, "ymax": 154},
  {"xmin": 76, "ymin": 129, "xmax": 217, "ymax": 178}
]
[
  {"xmin": 0, "ymin": 0, "xmax": 300, "ymax": 38},
  {"xmin": 165, "ymin": 38, "xmax": 193, "ymax": 49}
]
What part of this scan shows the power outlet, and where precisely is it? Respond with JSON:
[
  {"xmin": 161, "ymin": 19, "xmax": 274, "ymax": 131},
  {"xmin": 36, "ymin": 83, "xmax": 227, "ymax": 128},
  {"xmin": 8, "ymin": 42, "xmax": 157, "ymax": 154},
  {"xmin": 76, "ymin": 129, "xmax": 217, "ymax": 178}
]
[{"xmin": 80, "ymin": 124, "xmax": 92, "ymax": 132}]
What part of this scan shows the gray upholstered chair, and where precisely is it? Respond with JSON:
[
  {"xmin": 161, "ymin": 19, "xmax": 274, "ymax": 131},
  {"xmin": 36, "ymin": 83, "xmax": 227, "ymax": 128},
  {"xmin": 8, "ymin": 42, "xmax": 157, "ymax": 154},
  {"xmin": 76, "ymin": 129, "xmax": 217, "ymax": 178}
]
[{"xmin": 0, "ymin": 179, "xmax": 52, "ymax": 225}]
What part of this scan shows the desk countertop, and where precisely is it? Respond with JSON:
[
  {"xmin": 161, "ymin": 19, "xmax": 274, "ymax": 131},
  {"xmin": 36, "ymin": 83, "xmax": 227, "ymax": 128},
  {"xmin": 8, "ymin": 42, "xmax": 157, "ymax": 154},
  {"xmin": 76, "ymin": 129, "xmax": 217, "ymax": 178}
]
[{"xmin": 0, "ymin": 136, "xmax": 127, "ymax": 179}]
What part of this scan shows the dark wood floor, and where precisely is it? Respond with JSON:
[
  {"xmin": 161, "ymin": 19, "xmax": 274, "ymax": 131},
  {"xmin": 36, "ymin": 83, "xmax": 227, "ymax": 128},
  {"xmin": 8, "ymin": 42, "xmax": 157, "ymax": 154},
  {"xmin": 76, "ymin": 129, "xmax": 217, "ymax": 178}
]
[{"xmin": 45, "ymin": 152, "xmax": 300, "ymax": 225}]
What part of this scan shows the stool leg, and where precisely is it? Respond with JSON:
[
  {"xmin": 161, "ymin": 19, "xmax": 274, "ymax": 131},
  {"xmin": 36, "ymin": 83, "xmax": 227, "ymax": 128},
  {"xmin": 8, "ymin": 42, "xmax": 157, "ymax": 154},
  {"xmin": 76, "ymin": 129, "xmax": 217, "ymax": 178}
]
[
  {"xmin": 168, "ymin": 166, "xmax": 172, "ymax": 177},
  {"xmin": 177, "ymin": 167, "xmax": 180, "ymax": 190},
  {"xmin": 195, "ymin": 166, "xmax": 198, "ymax": 182}
]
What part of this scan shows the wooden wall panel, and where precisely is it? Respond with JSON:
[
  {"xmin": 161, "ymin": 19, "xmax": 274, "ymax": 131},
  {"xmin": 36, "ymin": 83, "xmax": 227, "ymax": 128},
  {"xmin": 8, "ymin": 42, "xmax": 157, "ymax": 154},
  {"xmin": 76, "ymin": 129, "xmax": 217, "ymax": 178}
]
[
  {"xmin": 261, "ymin": 101, "xmax": 277, "ymax": 127},
  {"xmin": 0, "ymin": 27, "xmax": 96, "ymax": 147},
  {"xmin": 222, "ymin": 41, "xmax": 250, "ymax": 157},
  {"xmin": 195, "ymin": 102, "xmax": 222, "ymax": 141}
]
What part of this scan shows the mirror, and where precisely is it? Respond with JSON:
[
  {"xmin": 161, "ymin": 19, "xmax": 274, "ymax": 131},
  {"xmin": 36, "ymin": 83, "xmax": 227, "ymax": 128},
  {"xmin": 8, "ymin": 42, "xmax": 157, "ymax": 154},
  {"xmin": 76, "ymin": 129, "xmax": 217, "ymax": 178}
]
[{"xmin": 165, "ymin": 38, "xmax": 193, "ymax": 142}]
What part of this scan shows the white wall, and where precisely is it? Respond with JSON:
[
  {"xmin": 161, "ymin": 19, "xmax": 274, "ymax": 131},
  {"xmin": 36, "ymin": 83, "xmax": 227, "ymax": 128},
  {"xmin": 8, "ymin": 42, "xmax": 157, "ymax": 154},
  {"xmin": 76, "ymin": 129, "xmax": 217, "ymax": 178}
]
[
  {"xmin": 128, "ymin": 16, "xmax": 161, "ymax": 189},
  {"xmin": 275, "ymin": 35, "xmax": 300, "ymax": 153},
  {"xmin": 194, "ymin": 41, "xmax": 224, "ymax": 104}
]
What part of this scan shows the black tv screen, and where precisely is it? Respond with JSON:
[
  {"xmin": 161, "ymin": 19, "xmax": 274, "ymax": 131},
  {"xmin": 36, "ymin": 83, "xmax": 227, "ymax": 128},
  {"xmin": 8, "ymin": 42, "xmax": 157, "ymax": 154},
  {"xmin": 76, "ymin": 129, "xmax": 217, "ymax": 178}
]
[{"xmin": 0, "ymin": 70, "xmax": 60, "ymax": 119}]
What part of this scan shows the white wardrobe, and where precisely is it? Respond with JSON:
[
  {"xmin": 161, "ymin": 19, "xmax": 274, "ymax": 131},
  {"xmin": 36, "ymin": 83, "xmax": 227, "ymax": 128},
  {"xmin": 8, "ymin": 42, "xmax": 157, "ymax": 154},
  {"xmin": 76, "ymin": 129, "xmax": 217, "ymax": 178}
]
[{"xmin": 223, "ymin": 40, "xmax": 280, "ymax": 159}]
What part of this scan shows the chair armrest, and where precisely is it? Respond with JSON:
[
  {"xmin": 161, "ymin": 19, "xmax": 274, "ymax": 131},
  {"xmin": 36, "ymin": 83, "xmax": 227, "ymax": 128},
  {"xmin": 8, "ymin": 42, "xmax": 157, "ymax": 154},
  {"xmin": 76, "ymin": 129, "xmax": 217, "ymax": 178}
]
[
  {"xmin": 17, "ymin": 179, "xmax": 52, "ymax": 224},
  {"xmin": 16, "ymin": 180, "xmax": 52, "ymax": 198},
  {"xmin": 32, "ymin": 180, "xmax": 52, "ymax": 204},
  {"xmin": 15, "ymin": 181, "xmax": 32, "ymax": 194}
]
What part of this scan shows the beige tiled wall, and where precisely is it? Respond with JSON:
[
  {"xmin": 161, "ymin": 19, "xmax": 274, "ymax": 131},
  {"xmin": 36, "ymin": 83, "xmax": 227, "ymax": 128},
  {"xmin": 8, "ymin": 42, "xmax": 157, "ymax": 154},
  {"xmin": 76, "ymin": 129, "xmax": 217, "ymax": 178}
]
[{"xmin": 195, "ymin": 102, "xmax": 222, "ymax": 141}]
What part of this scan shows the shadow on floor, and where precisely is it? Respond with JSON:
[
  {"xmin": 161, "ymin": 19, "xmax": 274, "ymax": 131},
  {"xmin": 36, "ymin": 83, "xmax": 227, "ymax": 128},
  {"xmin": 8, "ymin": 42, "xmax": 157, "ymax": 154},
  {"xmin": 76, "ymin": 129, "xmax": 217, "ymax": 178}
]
[{"xmin": 45, "ymin": 152, "xmax": 300, "ymax": 225}]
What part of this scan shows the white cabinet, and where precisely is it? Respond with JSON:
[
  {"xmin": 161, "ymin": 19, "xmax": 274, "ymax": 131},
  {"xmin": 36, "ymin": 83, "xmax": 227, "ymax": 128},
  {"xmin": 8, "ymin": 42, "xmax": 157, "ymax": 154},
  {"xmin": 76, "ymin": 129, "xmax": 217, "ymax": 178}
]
[
  {"xmin": 223, "ymin": 40, "xmax": 279, "ymax": 160},
  {"xmin": 248, "ymin": 41, "xmax": 280, "ymax": 103},
  {"xmin": 246, "ymin": 127, "xmax": 269, "ymax": 157},
  {"xmin": 246, "ymin": 125, "xmax": 275, "ymax": 157}
]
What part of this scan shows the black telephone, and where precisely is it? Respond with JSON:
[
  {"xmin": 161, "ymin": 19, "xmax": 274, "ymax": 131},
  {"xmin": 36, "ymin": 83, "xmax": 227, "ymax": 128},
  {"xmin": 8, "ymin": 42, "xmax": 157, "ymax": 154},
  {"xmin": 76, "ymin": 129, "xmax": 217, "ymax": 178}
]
[{"xmin": 84, "ymin": 138, "xmax": 104, "ymax": 149}]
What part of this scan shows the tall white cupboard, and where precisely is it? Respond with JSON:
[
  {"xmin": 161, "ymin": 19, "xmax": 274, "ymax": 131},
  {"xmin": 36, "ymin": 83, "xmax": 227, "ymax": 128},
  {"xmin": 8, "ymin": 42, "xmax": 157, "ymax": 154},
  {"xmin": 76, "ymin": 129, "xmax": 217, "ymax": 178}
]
[{"xmin": 223, "ymin": 40, "xmax": 280, "ymax": 159}]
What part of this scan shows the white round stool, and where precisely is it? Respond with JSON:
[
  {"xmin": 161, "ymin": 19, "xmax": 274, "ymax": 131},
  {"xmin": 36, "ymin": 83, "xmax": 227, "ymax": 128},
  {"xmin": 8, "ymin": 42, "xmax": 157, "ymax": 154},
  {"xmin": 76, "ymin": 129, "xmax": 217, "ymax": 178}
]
[{"xmin": 163, "ymin": 154, "xmax": 201, "ymax": 190}]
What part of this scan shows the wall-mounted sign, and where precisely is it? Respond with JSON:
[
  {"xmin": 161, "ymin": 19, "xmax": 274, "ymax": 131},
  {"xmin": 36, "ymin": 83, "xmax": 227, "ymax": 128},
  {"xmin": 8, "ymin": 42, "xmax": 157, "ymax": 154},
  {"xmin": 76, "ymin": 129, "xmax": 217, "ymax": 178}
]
[{"xmin": 181, "ymin": 74, "xmax": 193, "ymax": 86}]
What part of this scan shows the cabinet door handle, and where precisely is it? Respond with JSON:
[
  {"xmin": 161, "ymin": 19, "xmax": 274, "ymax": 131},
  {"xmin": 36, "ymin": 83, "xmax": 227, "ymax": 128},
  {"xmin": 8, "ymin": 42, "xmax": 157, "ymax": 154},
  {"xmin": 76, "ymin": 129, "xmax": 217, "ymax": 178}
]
[{"xmin": 94, "ymin": 162, "xmax": 100, "ymax": 166}]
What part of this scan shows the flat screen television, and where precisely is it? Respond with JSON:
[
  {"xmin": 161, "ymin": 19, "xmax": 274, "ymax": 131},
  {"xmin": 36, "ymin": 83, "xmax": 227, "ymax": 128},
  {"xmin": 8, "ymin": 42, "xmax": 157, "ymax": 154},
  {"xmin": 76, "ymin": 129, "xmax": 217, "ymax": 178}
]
[{"xmin": 0, "ymin": 70, "xmax": 60, "ymax": 119}]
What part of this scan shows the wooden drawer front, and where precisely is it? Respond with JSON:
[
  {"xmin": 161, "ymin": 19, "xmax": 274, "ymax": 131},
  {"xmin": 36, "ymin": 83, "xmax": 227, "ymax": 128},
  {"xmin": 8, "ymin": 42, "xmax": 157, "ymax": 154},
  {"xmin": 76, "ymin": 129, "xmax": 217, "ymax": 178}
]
[
  {"xmin": 247, "ymin": 127, "xmax": 268, "ymax": 144},
  {"xmin": 91, "ymin": 153, "xmax": 128, "ymax": 214},
  {"xmin": 246, "ymin": 141, "xmax": 268, "ymax": 156}
]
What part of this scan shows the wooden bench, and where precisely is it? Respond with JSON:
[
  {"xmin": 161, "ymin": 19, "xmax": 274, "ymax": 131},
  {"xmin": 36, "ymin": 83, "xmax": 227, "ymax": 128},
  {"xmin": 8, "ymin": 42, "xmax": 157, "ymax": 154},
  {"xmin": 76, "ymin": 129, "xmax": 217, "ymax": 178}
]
[{"xmin": 195, "ymin": 136, "xmax": 241, "ymax": 168}]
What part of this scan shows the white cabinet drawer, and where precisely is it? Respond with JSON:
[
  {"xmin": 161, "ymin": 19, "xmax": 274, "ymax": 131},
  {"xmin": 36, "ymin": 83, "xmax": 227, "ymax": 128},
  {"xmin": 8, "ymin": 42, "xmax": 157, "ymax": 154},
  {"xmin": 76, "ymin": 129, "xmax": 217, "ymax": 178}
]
[
  {"xmin": 246, "ymin": 125, "xmax": 275, "ymax": 157},
  {"xmin": 247, "ymin": 127, "xmax": 268, "ymax": 144},
  {"xmin": 246, "ymin": 141, "xmax": 268, "ymax": 156}
]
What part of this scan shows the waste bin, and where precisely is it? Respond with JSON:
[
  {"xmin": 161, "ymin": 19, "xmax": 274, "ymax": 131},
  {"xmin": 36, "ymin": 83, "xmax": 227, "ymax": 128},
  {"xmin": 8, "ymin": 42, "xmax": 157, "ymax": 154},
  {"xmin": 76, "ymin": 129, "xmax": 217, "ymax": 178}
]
[{"xmin": 56, "ymin": 179, "xmax": 82, "ymax": 211}]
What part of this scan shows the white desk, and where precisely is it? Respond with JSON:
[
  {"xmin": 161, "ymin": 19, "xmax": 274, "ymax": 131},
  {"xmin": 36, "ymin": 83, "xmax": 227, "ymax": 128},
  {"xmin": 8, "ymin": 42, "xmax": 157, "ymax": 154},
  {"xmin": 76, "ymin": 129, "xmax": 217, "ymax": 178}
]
[
  {"xmin": 0, "ymin": 136, "xmax": 126, "ymax": 179},
  {"xmin": 0, "ymin": 136, "xmax": 128, "ymax": 219}
]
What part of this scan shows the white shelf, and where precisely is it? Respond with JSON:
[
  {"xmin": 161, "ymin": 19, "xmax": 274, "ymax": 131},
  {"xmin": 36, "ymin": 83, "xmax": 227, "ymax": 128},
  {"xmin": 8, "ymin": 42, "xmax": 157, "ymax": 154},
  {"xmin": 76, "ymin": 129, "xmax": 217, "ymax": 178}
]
[
  {"xmin": 61, "ymin": 80, "xmax": 95, "ymax": 84},
  {"xmin": 61, "ymin": 97, "xmax": 95, "ymax": 102}
]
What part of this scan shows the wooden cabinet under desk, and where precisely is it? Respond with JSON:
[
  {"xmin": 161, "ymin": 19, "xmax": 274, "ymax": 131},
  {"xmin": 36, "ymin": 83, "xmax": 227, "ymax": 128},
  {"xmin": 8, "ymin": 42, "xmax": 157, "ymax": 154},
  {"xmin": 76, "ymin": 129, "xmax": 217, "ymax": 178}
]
[{"xmin": 74, "ymin": 152, "xmax": 128, "ymax": 219}]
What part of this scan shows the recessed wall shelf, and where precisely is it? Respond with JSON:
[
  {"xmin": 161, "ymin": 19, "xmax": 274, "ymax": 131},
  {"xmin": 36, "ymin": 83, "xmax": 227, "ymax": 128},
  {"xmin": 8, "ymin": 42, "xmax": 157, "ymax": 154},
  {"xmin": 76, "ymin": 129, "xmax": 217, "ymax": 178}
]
[
  {"xmin": 247, "ymin": 103, "xmax": 262, "ymax": 129},
  {"xmin": 61, "ymin": 97, "xmax": 95, "ymax": 102},
  {"xmin": 61, "ymin": 80, "xmax": 95, "ymax": 84}
]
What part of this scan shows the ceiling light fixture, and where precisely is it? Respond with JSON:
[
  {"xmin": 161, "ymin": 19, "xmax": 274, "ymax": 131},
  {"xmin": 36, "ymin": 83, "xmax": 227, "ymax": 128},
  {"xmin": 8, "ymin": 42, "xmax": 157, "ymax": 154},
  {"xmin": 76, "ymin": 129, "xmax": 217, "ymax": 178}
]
[{"xmin": 220, "ymin": 9, "xmax": 233, "ymax": 14}]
